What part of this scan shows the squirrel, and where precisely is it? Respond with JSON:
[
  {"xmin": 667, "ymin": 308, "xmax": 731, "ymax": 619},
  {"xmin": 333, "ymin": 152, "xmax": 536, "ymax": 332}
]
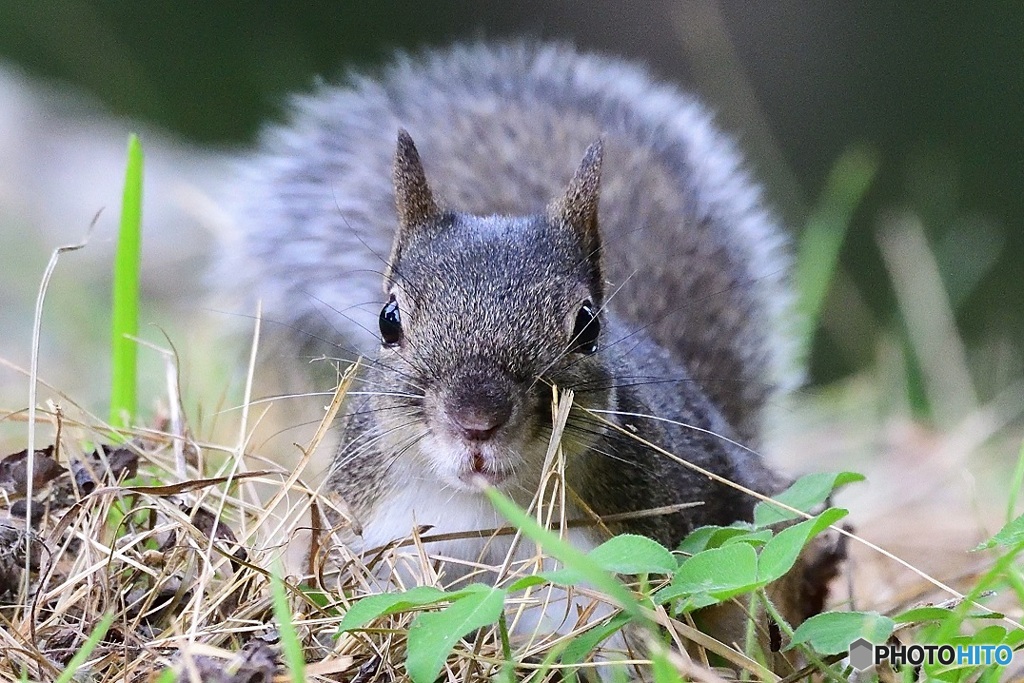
[{"xmin": 225, "ymin": 41, "xmax": 839, "ymax": 664}]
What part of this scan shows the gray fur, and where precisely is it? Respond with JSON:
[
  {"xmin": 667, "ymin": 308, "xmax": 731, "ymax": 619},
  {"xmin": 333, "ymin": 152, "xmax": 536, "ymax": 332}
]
[
  {"xmin": 224, "ymin": 41, "xmax": 795, "ymax": 446},
  {"xmin": 223, "ymin": 42, "xmax": 798, "ymax": 551}
]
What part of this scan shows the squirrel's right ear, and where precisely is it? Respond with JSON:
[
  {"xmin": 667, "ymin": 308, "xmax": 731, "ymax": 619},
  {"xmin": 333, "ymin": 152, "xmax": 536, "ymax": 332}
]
[
  {"xmin": 548, "ymin": 140, "xmax": 603, "ymax": 258},
  {"xmin": 387, "ymin": 130, "xmax": 442, "ymax": 287},
  {"xmin": 393, "ymin": 129, "xmax": 441, "ymax": 233},
  {"xmin": 548, "ymin": 140, "xmax": 604, "ymax": 294}
]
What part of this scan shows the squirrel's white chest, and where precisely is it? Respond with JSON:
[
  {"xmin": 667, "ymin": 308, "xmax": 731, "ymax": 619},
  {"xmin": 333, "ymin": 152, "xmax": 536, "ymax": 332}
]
[
  {"xmin": 352, "ymin": 476, "xmax": 604, "ymax": 592},
  {"xmin": 358, "ymin": 478, "xmax": 600, "ymax": 569},
  {"xmin": 360, "ymin": 480, "xmax": 508, "ymax": 558},
  {"xmin": 355, "ymin": 479, "xmax": 622, "ymax": 649}
]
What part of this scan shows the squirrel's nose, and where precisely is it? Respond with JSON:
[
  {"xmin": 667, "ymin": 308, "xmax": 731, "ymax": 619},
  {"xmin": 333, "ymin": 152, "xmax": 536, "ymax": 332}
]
[
  {"xmin": 446, "ymin": 363, "xmax": 515, "ymax": 441},
  {"xmin": 451, "ymin": 403, "xmax": 512, "ymax": 441}
]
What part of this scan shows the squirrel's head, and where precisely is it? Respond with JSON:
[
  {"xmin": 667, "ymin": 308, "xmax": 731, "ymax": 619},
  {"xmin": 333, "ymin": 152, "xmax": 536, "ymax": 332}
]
[{"xmin": 370, "ymin": 130, "xmax": 614, "ymax": 493}]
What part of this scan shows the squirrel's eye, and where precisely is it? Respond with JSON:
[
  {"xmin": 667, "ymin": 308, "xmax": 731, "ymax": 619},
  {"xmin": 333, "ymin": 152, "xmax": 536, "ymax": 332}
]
[
  {"xmin": 379, "ymin": 296, "xmax": 403, "ymax": 347},
  {"xmin": 570, "ymin": 301, "xmax": 600, "ymax": 354}
]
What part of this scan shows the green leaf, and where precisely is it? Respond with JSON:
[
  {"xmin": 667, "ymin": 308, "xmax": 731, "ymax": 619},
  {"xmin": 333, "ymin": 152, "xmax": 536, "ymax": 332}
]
[
  {"xmin": 516, "ymin": 535, "xmax": 676, "ymax": 590},
  {"xmin": 110, "ymin": 134, "xmax": 144, "ymax": 430},
  {"xmin": 405, "ymin": 585, "xmax": 506, "ymax": 683},
  {"xmin": 970, "ymin": 625, "xmax": 1008, "ymax": 645},
  {"xmin": 653, "ymin": 586, "xmax": 719, "ymax": 612},
  {"xmin": 299, "ymin": 585, "xmax": 333, "ymax": 611},
  {"xmin": 789, "ymin": 611, "xmax": 895, "ymax": 654},
  {"xmin": 337, "ymin": 585, "xmax": 452, "ymax": 632},
  {"xmin": 508, "ymin": 575, "xmax": 550, "ymax": 592},
  {"xmin": 975, "ymin": 512, "xmax": 1024, "ymax": 550},
  {"xmin": 588, "ymin": 534, "xmax": 677, "ymax": 574},
  {"xmin": 677, "ymin": 525, "xmax": 724, "ymax": 554},
  {"xmin": 535, "ymin": 567, "xmax": 583, "ymax": 586},
  {"xmin": 651, "ymin": 646, "xmax": 684, "ymax": 683},
  {"xmin": 678, "ymin": 523, "xmax": 758, "ymax": 554},
  {"xmin": 892, "ymin": 606, "xmax": 957, "ymax": 624},
  {"xmin": 758, "ymin": 508, "xmax": 847, "ymax": 583},
  {"xmin": 753, "ymin": 472, "xmax": 863, "ymax": 527},
  {"xmin": 671, "ymin": 543, "xmax": 759, "ymax": 601},
  {"xmin": 560, "ymin": 612, "xmax": 631, "ymax": 665},
  {"xmin": 1005, "ymin": 628, "xmax": 1024, "ymax": 648},
  {"xmin": 722, "ymin": 528, "xmax": 773, "ymax": 547}
]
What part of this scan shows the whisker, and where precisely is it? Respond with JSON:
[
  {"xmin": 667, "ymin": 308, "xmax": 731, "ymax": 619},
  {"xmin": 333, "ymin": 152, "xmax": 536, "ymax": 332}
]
[
  {"xmin": 346, "ymin": 390, "xmax": 425, "ymax": 400},
  {"xmin": 584, "ymin": 407, "xmax": 759, "ymax": 457},
  {"xmin": 334, "ymin": 416, "xmax": 426, "ymax": 468}
]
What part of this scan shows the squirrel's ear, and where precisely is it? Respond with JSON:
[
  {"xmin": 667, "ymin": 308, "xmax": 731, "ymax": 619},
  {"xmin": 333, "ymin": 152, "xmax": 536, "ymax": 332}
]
[
  {"xmin": 393, "ymin": 129, "xmax": 441, "ymax": 233},
  {"xmin": 387, "ymin": 130, "xmax": 441, "ymax": 288},
  {"xmin": 548, "ymin": 139, "xmax": 603, "ymax": 260}
]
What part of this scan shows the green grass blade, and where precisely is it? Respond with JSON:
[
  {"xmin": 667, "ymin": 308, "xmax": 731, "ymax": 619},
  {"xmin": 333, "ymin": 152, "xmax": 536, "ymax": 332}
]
[
  {"xmin": 53, "ymin": 612, "xmax": 114, "ymax": 683},
  {"xmin": 110, "ymin": 134, "xmax": 143, "ymax": 429},
  {"xmin": 1006, "ymin": 437, "xmax": 1024, "ymax": 523},
  {"xmin": 271, "ymin": 569, "xmax": 306, "ymax": 682},
  {"xmin": 794, "ymin": 145, "xmax": 878, "ymax": 359},
  {"xmin": 483, "ymin": 485, "xmax": 644, "ymax": 624}
]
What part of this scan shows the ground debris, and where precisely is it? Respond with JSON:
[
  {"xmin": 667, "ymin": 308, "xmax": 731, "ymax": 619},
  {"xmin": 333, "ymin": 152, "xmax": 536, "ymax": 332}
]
[
  {"xmin": 182, "ymin": 502, "xmax": 249, "ymax": 566},
  {"xmin": 0, "ymin": 443, "xmax": 143, "ymax": 566},
  {"xmin": 171, "ymin": 636, "xmax": 280, "ymax": 683},
  {"xmin": 71, "ymin": 443, "xmax": 140, "ymax": 494},
  {"xmin": 0, "ymin": 515, "xmax": 44, "ymax": 598},
  {"xmin": 41, "ymin": 620, "xmax": 127, "ymax": 668},
  {"xmin": 350, "ymin": 654, "xmax": 387, "ymax": 683},
  {"xmin": 0, "ymin": 433, "xmax": 299, "ymax": 681}
]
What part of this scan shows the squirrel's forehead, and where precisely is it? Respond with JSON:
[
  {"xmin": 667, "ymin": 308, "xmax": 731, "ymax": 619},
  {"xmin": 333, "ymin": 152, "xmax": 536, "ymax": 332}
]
[
  {"xmin": 452, "ymin": 213, "xmax": 534, "ymax": 238},
  {"xmin": 393, "ymin": 212, "xmax": 592, "ymax": 304},
  {"xmin": 406, "ymin": 213, "xmax": 584, "ymax": 264}
]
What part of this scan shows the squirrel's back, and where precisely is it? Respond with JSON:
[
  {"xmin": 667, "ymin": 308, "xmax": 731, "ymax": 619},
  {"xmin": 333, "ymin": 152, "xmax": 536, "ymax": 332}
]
[{"xmin": 226, "ymin": 41, "xmax": 794, "ymax": 444}]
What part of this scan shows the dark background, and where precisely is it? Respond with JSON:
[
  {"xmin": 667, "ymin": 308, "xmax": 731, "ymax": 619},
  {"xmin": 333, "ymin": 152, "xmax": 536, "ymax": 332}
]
[{"xmin": 2, "ymin": 1, "xmax": 1021, "ymax": 401}]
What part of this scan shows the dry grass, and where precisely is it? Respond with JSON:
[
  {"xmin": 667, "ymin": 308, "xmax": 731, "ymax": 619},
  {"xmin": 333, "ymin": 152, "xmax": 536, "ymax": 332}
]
[
  {"xmin": 1, "ymin": 223, "xmax": 1021, "ymax": 681},
  {"xmin": 2, "ymin": 357, "xmax": 1021, "ymax": 681},
  {"xmin": 0, "ymin": 361, "xmax": 666, "ymax": 682}
]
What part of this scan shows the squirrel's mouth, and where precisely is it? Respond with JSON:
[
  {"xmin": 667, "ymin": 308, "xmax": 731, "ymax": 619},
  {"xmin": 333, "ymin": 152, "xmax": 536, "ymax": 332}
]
[{"xmin": 454, "ymin": 447, "xmax": 509, "ymax": 487}]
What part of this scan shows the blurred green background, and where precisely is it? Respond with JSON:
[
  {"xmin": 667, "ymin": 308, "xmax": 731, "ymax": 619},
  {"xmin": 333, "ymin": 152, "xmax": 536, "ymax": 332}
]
[{"xmin": 0, "ymin": 1, "xmax": 1021, "ymax": 422}]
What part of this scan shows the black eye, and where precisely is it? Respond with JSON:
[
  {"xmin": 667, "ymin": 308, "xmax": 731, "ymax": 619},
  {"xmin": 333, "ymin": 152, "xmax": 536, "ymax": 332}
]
[
  {"xmin": 571, "ymin": 301, "xmax": 600, "ymax": 354},
  {"xmin": 379, "ymin": 296, "xmax": 402, "ymax": 347}
]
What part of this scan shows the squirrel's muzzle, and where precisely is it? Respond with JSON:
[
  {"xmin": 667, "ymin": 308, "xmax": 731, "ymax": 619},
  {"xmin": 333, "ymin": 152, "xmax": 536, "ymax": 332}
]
[{"xmin": 443, "ymin": 367, "xmax": 516, "ymax": 442}]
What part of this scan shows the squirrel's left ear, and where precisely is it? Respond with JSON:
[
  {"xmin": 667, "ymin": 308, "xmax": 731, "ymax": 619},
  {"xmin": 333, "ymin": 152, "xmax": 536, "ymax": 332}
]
[
  {"xmin": 393, "ymin": 129, "xmax": 442, "ymax": 233},
  {"xmin": 548, "ymin": 139, "xmax": 604, "ymax": 285},
  {"xmin": 386, "ymin": 129, "xmax": 442, "ymax": 288}
]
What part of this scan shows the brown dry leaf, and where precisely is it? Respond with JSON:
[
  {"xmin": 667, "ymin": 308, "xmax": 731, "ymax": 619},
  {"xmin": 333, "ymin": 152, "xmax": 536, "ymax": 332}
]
[
  {"xmin": 42, "ymin": 626, "xmax": 81, "ymax": 666},
  {"xmin": 115, "ymin": 470, "xmax": 276, "ymax": 496},
  {"xmin": 124, "ymin": 576, "xmax": 191, "ymax": 625},
  {"xmin": 183, "ymin": 503, "xmax": 248, "ymax": 566},
  {"xmin": 236, "ymin": 637, "xmax": 280, "ymax": 682},
  {"xmin": 0, "ymin": 445, "xmax": 65, "ymax": 497},
  {"xmin": 42, "ymin": 620, "xmax": 124, "ymax": 667},
  {"xmin": 70, "ymin": 443, "xmax": 140, "ymax": 493}
]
